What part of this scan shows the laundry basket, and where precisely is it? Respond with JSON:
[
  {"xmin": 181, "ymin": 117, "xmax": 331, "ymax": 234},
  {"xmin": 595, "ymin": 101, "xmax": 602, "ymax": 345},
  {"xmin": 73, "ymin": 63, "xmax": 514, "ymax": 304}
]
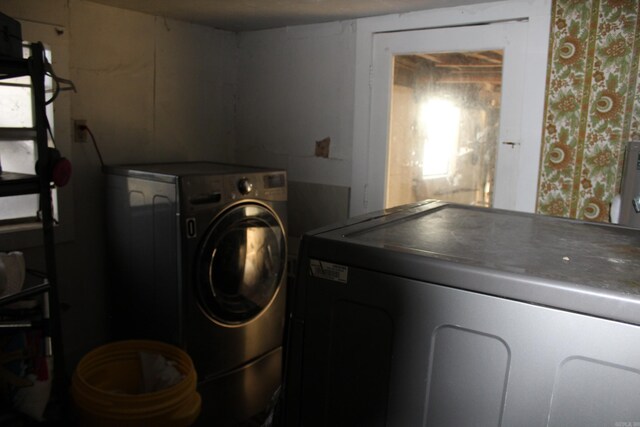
[{"xmin": 71, "ymin": 340, "xmax": 201, "ymax": 427}]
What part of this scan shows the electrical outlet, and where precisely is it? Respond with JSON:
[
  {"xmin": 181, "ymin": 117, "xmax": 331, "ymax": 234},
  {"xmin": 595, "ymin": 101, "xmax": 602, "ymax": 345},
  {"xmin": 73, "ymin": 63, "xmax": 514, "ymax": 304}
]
[{"xmin": 74, "ymin": 119, "xmax": 87, "ymax": 143}]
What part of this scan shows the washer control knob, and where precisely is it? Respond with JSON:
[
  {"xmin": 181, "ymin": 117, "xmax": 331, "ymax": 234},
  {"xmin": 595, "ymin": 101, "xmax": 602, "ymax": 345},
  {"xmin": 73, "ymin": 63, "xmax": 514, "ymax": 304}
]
[{"xmin": 237, "ymin": 178, "xmax": 253, "ymax": 195}]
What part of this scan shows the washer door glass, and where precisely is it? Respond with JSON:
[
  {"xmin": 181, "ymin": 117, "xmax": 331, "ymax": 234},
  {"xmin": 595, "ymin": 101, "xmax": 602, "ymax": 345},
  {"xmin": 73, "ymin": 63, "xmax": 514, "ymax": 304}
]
[{"xmin": 196, "ymin": 203, "xmax": 286, "ymax": 325}]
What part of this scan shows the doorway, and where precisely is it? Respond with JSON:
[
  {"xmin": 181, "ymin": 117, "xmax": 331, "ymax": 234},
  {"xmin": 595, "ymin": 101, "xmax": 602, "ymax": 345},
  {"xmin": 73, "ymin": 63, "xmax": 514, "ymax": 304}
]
[
  {"xmin": 387, "ymin": 50, "xmax": 504, "ymax": 208},
  {"xmin": 367, "ymin": 21, "xmax": 531, "ymax": 212}
]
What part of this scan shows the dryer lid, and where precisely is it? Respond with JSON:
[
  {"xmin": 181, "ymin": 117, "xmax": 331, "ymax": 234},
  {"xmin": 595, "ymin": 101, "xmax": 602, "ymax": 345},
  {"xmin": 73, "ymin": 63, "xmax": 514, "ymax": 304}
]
[{"xmin": 196, "ymin": 202, "xmax": 286, "ymax": 325}]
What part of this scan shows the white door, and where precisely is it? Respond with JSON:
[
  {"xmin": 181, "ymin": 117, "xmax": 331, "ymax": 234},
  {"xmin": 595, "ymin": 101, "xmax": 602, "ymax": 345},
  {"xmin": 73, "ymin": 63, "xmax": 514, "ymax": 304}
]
[{"xmin": 367, "ymin": 21, "xmax": 530, "ymax": 212}]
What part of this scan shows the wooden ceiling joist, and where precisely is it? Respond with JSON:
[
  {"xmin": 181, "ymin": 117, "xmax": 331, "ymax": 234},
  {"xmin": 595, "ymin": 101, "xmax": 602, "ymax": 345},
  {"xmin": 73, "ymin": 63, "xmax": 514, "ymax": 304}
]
[{"xmin": 394, "ymin": 50, "xmax": 504, "ymax": 86}]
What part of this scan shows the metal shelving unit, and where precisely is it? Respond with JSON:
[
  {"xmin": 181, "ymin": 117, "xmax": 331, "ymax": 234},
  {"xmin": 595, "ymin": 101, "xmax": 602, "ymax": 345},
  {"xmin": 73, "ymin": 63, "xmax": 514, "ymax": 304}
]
[{"xmin": 0, "ymin": 42, "xmax": 66, "ymax": 421}]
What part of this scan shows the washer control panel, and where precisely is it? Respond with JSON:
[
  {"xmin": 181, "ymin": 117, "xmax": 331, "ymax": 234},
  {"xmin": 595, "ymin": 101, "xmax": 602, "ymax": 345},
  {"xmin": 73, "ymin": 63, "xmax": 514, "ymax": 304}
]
[{"xmin": 230, "ymin": 173, "xmax": 287, "ymax": 201}]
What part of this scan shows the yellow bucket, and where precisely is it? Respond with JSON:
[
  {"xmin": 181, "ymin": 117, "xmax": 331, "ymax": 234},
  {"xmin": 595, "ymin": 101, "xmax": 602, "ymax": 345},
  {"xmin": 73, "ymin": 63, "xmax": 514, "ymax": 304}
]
[{"xmin": 71, "ymin": 340, "xmax": 201, "ymax": 427}]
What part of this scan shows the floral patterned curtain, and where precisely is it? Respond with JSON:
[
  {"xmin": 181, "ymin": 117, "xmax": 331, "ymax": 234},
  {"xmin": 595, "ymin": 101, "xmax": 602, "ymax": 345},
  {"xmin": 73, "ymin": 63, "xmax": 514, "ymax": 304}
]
[{"xmin": 537, "ymin": 0, "xmax": 640, "ymax": 222}]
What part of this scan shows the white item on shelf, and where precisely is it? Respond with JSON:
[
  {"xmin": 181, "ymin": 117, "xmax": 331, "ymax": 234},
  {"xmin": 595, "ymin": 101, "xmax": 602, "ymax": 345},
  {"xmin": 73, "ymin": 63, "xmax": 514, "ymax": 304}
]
[
  {"xmin": 0, "ymin": 251, "xmax": 25, "ymax": 297},
  {"xmin": 610, "ymin": 193, "xmax": 621, "ymax": 224}
]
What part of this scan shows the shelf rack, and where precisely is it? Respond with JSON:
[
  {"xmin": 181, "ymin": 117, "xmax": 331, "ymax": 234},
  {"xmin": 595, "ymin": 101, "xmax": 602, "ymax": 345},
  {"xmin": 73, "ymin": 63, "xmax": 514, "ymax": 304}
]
[{"xmin": 0, "ymin": 42, "xmax": 66, "ymax": 420}]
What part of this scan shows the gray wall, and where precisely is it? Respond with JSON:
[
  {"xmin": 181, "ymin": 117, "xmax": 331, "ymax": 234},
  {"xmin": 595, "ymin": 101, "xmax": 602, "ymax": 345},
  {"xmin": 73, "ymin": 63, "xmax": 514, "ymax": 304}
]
[{"xmin": 235, "ymin": 22, "xmax": 356, "ymax": 188}]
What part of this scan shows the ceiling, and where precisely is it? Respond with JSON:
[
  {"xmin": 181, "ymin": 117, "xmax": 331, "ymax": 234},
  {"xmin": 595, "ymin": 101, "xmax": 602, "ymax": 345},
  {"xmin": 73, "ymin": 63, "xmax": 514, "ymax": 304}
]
[{"xmin": 86, "ymin": 0, "xmax": 490, "ymax": 32}]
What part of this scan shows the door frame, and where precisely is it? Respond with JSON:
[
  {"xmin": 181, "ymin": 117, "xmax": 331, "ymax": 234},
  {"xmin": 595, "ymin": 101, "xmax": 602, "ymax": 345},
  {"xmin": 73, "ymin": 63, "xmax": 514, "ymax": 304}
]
[
  {"xmin": 373, "ymin": 22, "xmax": 528, "ymax": 211},
  {"xmin": 349, "ymin": 0, "xmax": 551, "ymax": 217}
]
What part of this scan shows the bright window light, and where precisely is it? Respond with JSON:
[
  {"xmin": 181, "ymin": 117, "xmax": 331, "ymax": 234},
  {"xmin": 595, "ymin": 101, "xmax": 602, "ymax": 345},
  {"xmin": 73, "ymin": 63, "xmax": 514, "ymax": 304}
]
[
  {"xmin": 420, "ymin": 98, "xmax": 461, "ymax": 178},
  {"xmin": 0, "ymin": 44, "xmax": 58, "ymax": 223}
]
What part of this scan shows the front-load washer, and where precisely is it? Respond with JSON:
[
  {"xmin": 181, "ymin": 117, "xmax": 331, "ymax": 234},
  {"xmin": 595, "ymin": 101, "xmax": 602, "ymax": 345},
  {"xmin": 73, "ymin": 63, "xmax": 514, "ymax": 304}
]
[{"xmin": 105, "ymin": 162, "xmax": 287, "ymax": 425}]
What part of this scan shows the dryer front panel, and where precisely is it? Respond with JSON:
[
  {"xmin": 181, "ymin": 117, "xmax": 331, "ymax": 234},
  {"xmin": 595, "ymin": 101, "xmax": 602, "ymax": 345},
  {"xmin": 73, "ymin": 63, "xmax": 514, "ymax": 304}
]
[{"xmin": 196, "ymin": 202, "xmax": 286, "ymax": 326}]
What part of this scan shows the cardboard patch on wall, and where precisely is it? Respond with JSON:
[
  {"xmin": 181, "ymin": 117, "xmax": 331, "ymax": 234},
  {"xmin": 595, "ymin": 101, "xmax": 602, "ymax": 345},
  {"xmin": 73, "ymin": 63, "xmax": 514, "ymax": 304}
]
[{"xmin": 315, "ymin": 137, "xmax": 330, "ymax": 158}]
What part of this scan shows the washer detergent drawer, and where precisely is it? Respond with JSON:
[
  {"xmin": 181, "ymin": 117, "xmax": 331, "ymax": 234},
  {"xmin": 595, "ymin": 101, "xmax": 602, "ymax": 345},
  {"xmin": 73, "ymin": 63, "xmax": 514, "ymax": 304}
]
[{"xmin": 289, "ymin": 266, "xmax": 640, "ymax": 427}]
